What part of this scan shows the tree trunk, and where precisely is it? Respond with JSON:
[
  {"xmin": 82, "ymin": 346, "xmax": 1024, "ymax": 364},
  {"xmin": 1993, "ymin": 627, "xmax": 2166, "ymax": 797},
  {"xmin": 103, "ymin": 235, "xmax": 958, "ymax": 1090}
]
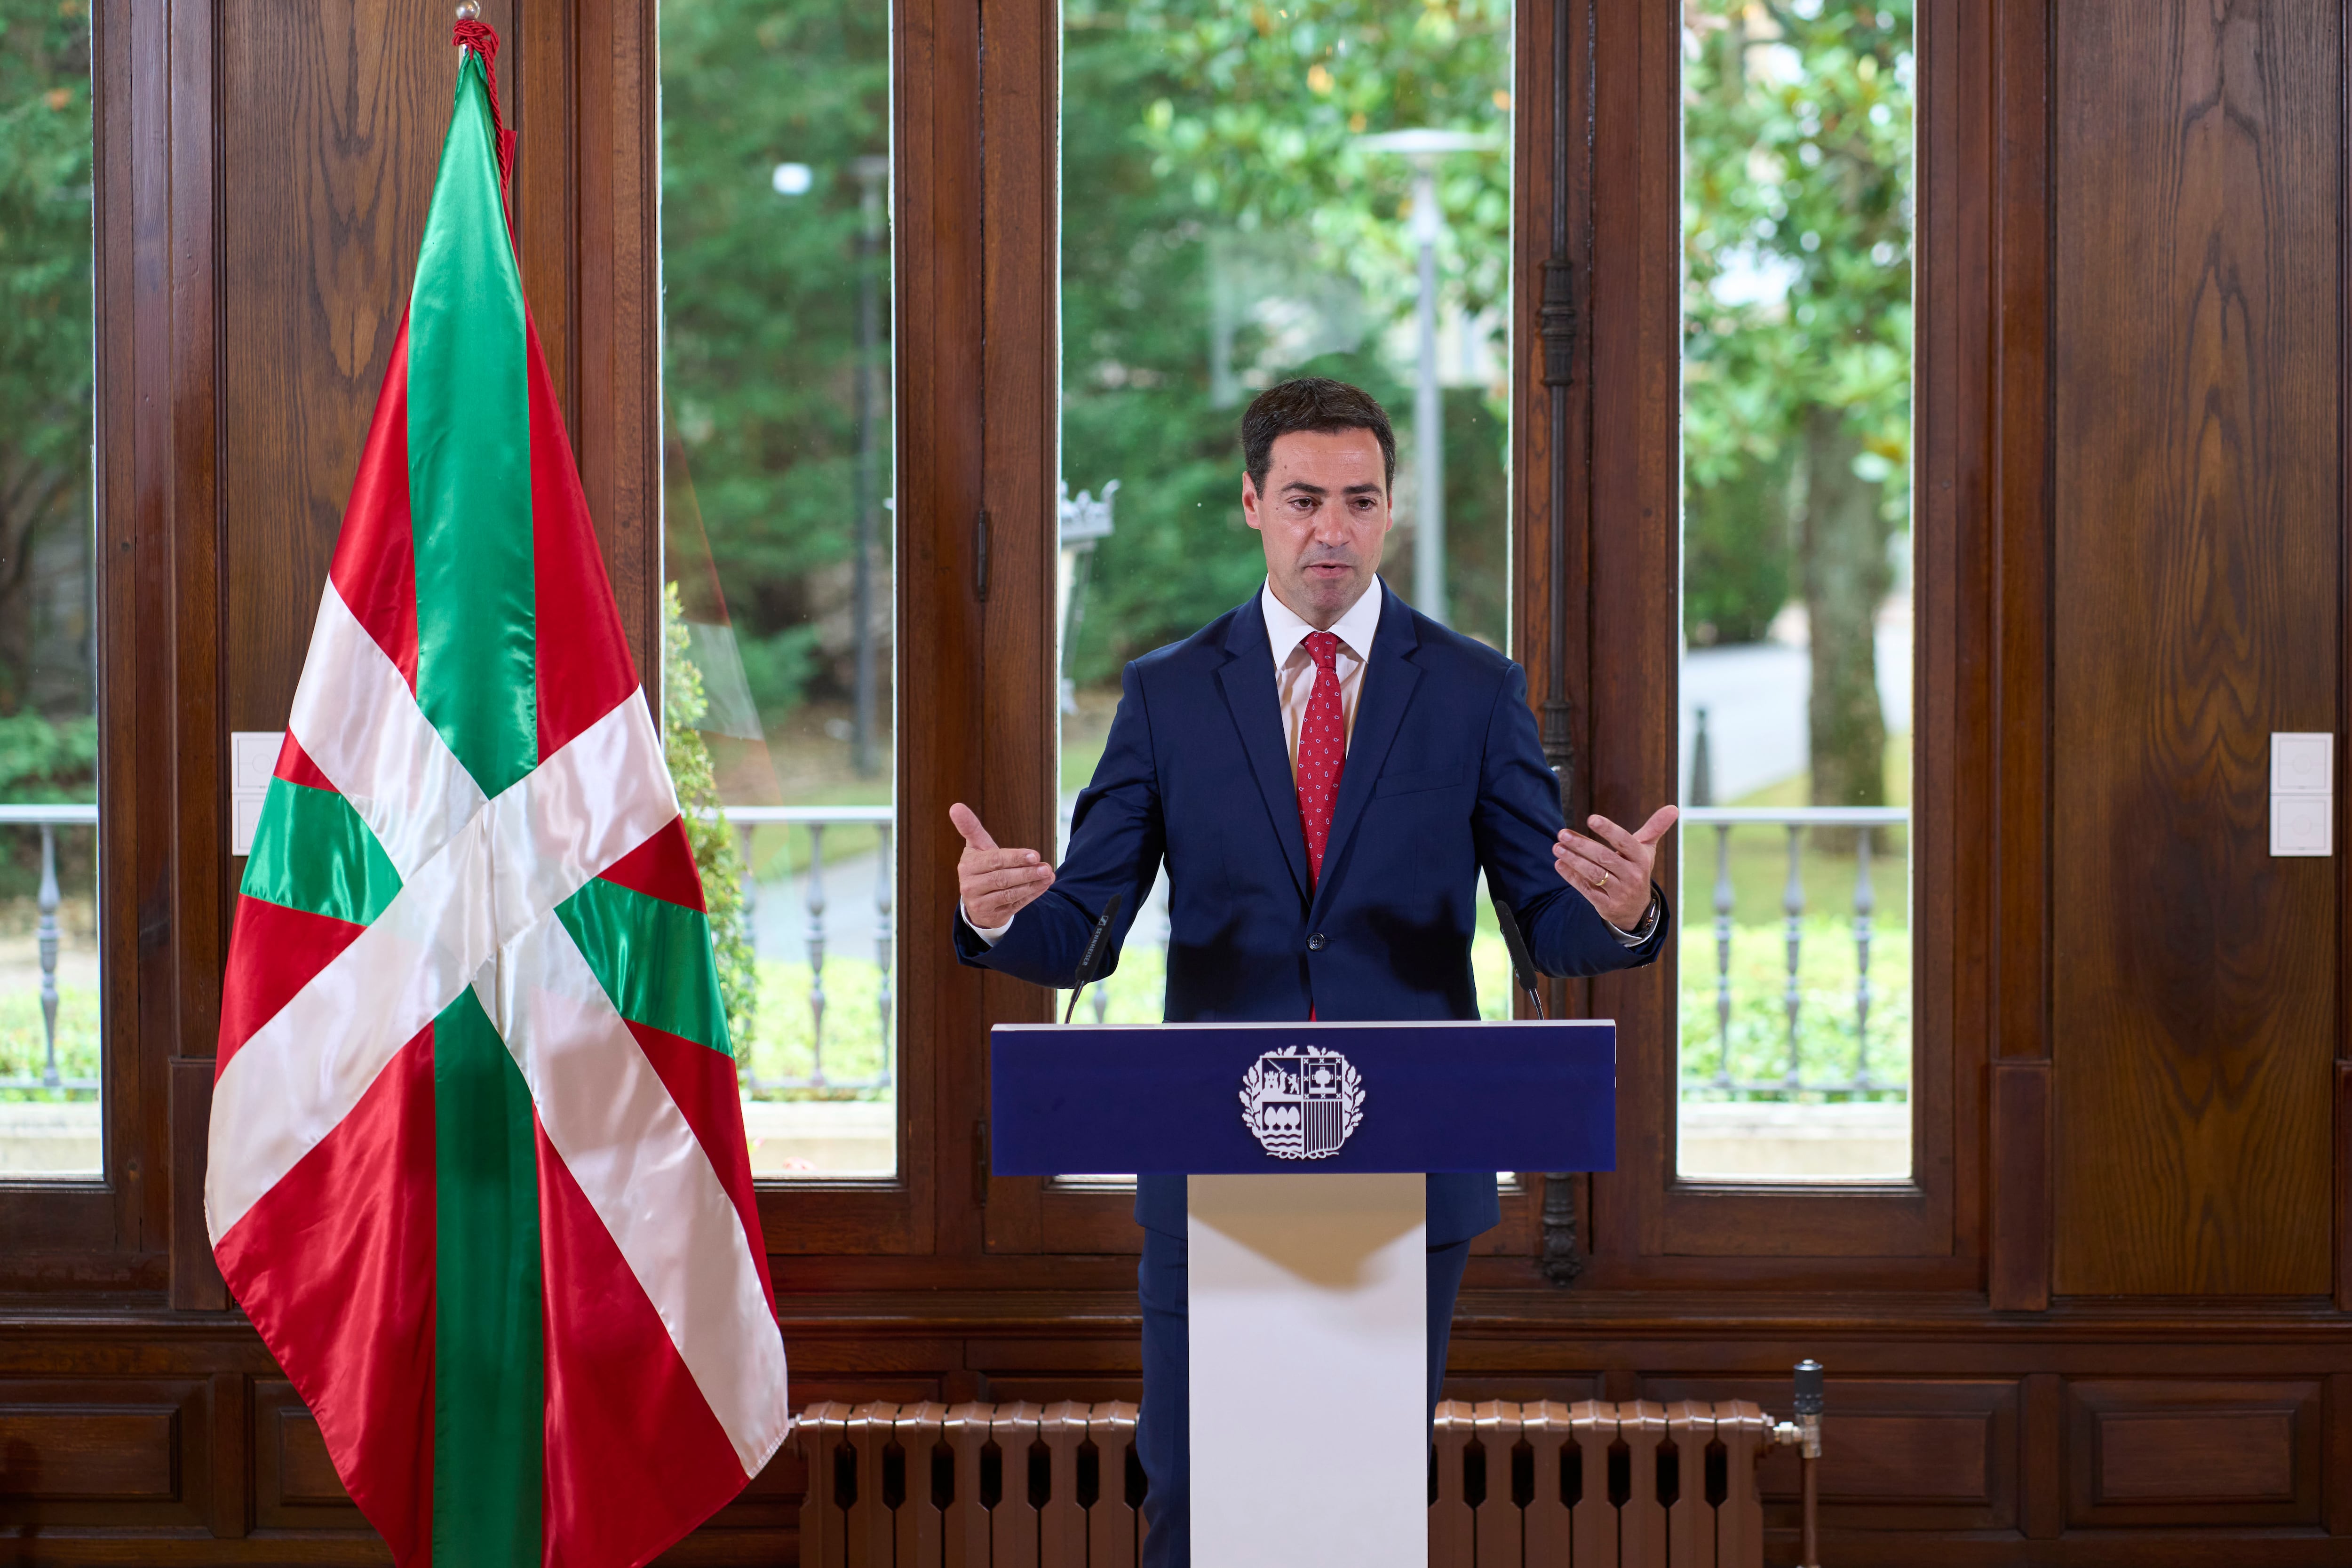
[{"xmin": 1799, "ymin": 405, "xmax": 1890, "ymax": 835}]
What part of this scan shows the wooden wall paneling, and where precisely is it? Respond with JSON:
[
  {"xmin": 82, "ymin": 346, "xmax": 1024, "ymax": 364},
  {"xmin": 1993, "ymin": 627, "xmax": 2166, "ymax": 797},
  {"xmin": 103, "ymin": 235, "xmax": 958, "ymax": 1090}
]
[
  {"xmin": 1504, "ymin": 0, "xmax": 1595, "ymax": 1267},
  {"xmin": 163, "ymin": 0, "xmax": 225, "ymax": 1313},
  {"xmin": 975, "ymin": 0, "xmax": 1069, "ymax": 1256},
  {"xmin": 250, "ymin": 1379, "xmax": 364, "ymax": 1532},
  {"xmin": 1988, "ymin": 1059, "xmax": 2050, "ymax": 1310},
  {"xmin": 1578, "ymin": 0, "xmax": 1671, "ymax": 1276},
  {"xmin": 569, "ymin": 0, "xmax": 661, "ymax": 683},
  {"xmin": 2337, "ymin": 1062, "xmax": 2352, "ymax": 1310},
  {"xmin": 6, "ymin": 0, "xmax": 148, "ymax": 1283},
  {"xmin": 1513, "ymin": 0, "xmax": 1597, "ymax": 1062},
  {"xmin": 1642, "ymin": 1375, "xmax": 2019, "ymax": 1536},
  {"xmin": 1579, "ymin": 0, "xmax": 1974, "ymax": 1279},
  {"xmin": 2050, "ymin": 0, "xmax": 2339, "ymax": 1297},
  {"xmin": 0, "ymin": 1379, "xmax": 208, "ymax": 1530},
  {"xmin": 1986, "ymin": 0, "xmax": 2055, "ymax": 1315},
  {"xmin": 513, "ymin": 0, "xmax": 576, "ymax": 430},
  {"xmin": 2021, "ymin": 1371, "xmax": 2062, "ymax": 1541},
  {"xmin": 2328, "ymin": 1371, "xmax": 2352, "ymax": 1536},
  {"xmin": 2064, "ymin": 1379, "xmax": 2320, "ymax": 1528},
  {"xmin": 206, "ymin": 1370, "xmax": 246, "ymax": 1539},
  {"xmin": 890, "ymin": 0, "xmax": 984, "ymax": 1261},
  {"xmin": 1990, "ymin": 0, "xmax": 2053, "ymax": 1069}
]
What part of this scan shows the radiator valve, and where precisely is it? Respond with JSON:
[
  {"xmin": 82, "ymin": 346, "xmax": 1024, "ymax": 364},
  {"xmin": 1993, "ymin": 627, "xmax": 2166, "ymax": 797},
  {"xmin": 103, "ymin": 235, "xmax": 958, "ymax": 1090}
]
[
  {"xmin": 1770, "ymin": 1359, "xmax": 1825, "ymax": 1457},
  {"xmin": 1767, "ymin": 1360, "xmax": 1825, "ymax": 1567}
]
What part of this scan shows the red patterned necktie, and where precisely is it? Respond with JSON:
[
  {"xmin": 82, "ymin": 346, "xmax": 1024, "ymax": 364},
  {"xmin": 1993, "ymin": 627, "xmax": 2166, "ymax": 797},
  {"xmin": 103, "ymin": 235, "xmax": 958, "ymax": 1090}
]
[{"xmin": 1296, "ymin": 630, "xmax": 1347, "ymax": 888}]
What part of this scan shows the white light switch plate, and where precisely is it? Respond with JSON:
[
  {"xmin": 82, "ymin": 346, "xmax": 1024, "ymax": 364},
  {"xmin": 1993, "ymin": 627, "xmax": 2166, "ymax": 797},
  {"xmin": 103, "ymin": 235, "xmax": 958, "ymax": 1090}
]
[
  {"xmin": 2272, "ymin": 732, "xmax": 2332, "ymax": 795},
  {"xmin": 2273, "ymin": 794, "xmax": 2332, "ymax": 857},
  {"xmin": 229, "ymin": 730, "xmax": 285, "ymax": 856}
]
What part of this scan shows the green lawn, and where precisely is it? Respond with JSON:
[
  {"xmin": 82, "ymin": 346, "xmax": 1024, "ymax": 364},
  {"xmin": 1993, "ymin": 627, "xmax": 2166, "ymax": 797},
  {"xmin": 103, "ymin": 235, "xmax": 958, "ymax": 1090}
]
[{"xmin": 0, "ymin": 983, "xmax": 99, "ymax": 1099}]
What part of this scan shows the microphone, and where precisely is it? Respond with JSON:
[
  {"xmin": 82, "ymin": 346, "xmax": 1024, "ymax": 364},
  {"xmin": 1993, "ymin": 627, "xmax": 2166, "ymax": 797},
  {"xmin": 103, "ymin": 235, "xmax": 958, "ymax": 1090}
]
[
  {"xmin": 1490, "ymin": 895, "xmax": 1547, "ymax": 1020},
  {"xmin": 1063, "ymin": 889, "xmax": 1128, "ymax": 1024}
]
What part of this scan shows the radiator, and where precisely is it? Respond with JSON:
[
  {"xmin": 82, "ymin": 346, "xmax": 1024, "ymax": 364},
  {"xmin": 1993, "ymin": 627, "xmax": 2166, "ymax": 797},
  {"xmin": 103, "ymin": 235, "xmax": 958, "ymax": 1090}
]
[{"xmin": 793, "ymin": 1397, "xmax": 1780, "ymax": 1568}]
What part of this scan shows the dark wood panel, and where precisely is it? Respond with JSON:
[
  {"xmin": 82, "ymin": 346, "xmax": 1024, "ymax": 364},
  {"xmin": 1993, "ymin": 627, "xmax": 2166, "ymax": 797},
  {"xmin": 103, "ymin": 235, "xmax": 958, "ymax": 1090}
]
[
  {"xmin": 2050, "ymin": 0, "xmax": 2339, "ymax": 1295},
  {"xmin": 215, "ymin": 0, "xmax": 507, "ymax": 735},
  {"xmin": 1989, "ymin": 1059, "xmax": 2050, "ymax": 1310},
  {"xmin": 273, "ymin": 1409, "xmax": 347, "ymax": 1506},
  {"xmin": 1643, "ymin": 1375, "xmax": 2017, "ymax": 1534},
  {"xmin": 2066, "ymin": 1379, "xmax": 2320, "ymax": 1528},
  {"xmin": 0, "ymin": 1407, "xmax": 177, "ymax": 1499},
  {"xmin": 0, "ymin": 1379, "xmax": 207, "ymax": 1530}
]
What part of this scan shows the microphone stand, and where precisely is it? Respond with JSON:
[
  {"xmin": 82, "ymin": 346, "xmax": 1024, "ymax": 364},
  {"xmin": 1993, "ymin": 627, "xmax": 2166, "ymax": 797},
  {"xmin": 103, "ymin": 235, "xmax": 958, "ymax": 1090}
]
[
  {"xmin": 1490, "ymin": 896, "xmax": 1547, "ymax": 1019},
  {"xmin": 1063, "ymin": 889, "xmax": 1128, "ymax": 1024}
]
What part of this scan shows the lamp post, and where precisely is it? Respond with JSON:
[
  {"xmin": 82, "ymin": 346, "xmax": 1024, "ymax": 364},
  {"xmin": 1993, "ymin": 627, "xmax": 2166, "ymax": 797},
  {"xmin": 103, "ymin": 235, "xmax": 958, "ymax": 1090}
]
[
  {"xmin": 850, "ymin": 155, "xmax": 890, "ymax": 778},
  {"xmin": 1357, "ymin": 129, "xmax": 1497, "ymax": 628}
]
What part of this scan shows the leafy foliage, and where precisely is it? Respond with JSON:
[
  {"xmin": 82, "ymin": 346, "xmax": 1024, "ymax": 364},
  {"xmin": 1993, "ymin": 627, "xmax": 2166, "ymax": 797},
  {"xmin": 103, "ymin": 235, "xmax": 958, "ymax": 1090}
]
[
  {"xmin": 0, "ymin": 709, "xmax": 93, "ymax": 802},
  {"xmin": 1061, "ymin": 0, "xmax": 1513, "ymax": 671},
  {"xmin": 0, "ymin": 0, "xmax": 94, "ymax": 720},
  {"xmin": 658, "ymin": 0, "xmax": 890, "ymax": 721},
  {"xmin": 664, "ymin": 584, "xmax": 759, "ymax": 1062},
  {"xmin": 1683, "ymin": 0, "xmax": 1913, "ymax": 804}
]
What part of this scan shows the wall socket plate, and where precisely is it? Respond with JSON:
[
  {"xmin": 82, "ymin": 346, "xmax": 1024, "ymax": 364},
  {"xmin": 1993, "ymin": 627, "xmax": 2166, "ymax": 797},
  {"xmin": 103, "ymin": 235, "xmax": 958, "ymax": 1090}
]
[
  {"xmin": 2271, "ymin": 732, "xmax": 2335, "ymax": 857},
  {"xmin": 229, "ymin": 731, "xmax": 283, "ymax": 857}
]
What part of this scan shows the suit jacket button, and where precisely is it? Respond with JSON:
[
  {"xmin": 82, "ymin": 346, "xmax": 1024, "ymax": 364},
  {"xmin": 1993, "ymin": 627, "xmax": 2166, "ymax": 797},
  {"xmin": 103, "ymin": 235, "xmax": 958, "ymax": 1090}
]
[{"xmin": 1307, "ymin": 933, "xmax": 1327, "ymax": 951}]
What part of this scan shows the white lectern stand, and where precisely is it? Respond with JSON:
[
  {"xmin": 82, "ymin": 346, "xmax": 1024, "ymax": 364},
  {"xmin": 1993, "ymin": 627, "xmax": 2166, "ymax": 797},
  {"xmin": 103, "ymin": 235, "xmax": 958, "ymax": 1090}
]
[{"xmin": 990, "ymin": 1019, "xmax": 1617, "ymax": 1566}]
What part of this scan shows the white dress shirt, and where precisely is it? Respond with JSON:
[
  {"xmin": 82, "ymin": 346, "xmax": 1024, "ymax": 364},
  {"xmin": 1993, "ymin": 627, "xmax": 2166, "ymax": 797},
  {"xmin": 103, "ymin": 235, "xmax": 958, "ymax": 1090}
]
[{"xmin": 965, "ymin": 578, "xmax": 1655, "ymax": 945}]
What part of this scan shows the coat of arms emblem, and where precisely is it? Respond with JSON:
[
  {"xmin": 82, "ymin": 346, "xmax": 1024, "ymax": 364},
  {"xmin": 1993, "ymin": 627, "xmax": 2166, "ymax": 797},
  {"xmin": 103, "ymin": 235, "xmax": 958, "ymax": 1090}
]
[{"xmin": 1239, "ymin": 1045, "xmax": 1366, "ymax": 1159}]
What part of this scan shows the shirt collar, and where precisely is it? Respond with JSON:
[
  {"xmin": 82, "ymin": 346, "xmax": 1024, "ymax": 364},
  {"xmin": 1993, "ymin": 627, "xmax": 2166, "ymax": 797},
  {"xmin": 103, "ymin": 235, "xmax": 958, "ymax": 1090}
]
[{"xmin": 1260, "ymin": 577, "xmax": 1384, "ymax": 668}]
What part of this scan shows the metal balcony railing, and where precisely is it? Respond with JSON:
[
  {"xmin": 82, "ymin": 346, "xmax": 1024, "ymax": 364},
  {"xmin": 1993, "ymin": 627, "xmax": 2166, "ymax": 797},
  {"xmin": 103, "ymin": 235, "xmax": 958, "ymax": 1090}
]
[
  {"xmin": 1679, "ymin": 805, "xmax": 1909, "ymax": 1099},
  {"xmin": 721, "ymin": 805, "xmax": 895, "ymax": 1095},
  {"xmin": 0, "ymin": 804, "xmax": 99, "ymax": 1095}
]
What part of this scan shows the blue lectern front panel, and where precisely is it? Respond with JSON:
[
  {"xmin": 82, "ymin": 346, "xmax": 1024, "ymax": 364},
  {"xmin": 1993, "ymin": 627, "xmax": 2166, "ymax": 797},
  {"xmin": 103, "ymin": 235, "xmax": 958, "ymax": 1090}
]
[{"xmin": 990, "ymin": 1019, "xmax": 1616, "ymax": 1176}]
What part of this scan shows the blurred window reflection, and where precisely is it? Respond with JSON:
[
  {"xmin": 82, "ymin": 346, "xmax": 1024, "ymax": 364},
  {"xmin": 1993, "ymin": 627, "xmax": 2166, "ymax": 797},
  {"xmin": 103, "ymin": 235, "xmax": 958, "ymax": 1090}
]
[
  {"xmin": 660, "ymin": 0, "xmax": 896, "ymax": 1178},
  {"xmin": 1676, "ymin": 0, "xmax": 1915, "ymax": 1183}
]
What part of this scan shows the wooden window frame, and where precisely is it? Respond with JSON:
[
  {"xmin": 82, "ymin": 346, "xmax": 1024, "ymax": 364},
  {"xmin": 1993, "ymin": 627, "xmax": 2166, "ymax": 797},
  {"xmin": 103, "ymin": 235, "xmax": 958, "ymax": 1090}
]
[{"xmin": 1558, "ymin": 0, "xmax": 2025, "ymax": 1290}]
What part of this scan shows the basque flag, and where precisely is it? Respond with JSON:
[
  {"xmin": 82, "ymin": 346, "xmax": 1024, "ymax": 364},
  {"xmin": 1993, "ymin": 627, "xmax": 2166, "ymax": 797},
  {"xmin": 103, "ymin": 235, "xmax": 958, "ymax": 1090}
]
[{"xmin": 205, "ymin": 23, "xmax": 787, "ymax": 1567}]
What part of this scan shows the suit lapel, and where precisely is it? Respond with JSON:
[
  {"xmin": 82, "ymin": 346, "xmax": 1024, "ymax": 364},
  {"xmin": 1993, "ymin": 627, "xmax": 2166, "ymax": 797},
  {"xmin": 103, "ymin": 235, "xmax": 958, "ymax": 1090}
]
[
  {"xmin": 1213, "ymin": 596, "xmax": 1311, "ymax": 905},
  {"xmin": 1311, "ymin": 582, "xmax": 1422, "ymax": 925}
]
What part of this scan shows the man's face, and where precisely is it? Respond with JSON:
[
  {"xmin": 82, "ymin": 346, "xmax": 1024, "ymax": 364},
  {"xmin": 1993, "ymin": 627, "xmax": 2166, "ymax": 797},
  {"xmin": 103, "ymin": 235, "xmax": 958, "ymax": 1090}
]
[{"xmin": 1242, "ymin": 428, "xmax": 1393, "ymax": 628}]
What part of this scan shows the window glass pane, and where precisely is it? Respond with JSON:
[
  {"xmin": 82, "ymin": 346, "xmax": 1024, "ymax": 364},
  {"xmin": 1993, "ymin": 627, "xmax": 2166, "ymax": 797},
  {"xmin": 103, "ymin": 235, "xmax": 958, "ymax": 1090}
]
[
  {"xmin": 0, "ymin": 5, "xmax": 97, "ymax": 1181},
  {"xmin": 1059, "ymin": 0, "xmax": 1517, "ymax": 1031},
  {"xmin": 660, "ymin": 0, "xmax": 896, "ymax": 1178},
  {"xmin": 1677, "ymin": 0, "xmax": 1914, "ymax": 1182}
]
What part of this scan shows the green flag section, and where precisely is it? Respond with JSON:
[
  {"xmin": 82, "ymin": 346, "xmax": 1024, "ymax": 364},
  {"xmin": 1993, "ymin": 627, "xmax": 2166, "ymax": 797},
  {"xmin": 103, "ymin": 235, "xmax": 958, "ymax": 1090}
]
[
  {"xmin": 408, "ymin": 46, "xmax": 536, "ymax": 799},
  {"xmin": 431, "ymin": 987, "xmax": 544, "ymax": 1568},
  {"xmin": 206, "ymin": 21, "xmax": 788, "ymax": 1568},
  {"xmin": 556, "ymin": 877, "xmax": 731, "ymax": 1055},
  {"xmin": 239, "ymin": 777, "xmax": 403, "ymax": 927}
]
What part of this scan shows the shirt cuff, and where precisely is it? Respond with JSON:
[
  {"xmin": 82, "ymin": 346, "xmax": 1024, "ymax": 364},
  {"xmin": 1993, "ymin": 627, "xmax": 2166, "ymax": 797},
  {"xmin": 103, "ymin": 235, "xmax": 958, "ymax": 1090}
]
[
  {"xmin": 960, "ymin": 902, "xmax": 1014, "ymax": 946},
  {"xmin": 1606, "ymin": 888, "xmax": 1662, "ymax": 947}
]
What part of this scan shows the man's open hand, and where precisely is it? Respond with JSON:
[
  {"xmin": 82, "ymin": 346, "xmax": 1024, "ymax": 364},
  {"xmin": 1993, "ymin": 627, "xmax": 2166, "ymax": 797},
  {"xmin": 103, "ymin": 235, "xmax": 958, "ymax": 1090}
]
[
  {"xmin": 951, "ymin": 803, "xmax": 1055, "ymax": 930},
  {"xmin": 1553, "ymin": 805, "xmax": 1677, "ymax": 931}
]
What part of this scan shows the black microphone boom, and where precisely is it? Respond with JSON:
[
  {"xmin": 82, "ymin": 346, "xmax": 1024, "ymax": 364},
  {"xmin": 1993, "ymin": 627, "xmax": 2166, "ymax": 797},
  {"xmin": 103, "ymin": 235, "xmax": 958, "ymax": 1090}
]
[
  {"xmin": 1490, "ymin": 895, "xmax": 1546, "ymax": 1020},
  {"xmin": 1063, "ymin": 890, "xmax": 1128, "ymax": 1024}
]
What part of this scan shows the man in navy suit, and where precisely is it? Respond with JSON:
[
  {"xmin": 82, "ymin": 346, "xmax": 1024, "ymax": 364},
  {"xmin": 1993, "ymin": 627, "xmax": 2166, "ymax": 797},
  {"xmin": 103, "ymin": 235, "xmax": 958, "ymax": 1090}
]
[{"xmin": 951, "ymin": 378, "xmax": 1674, "ymax": 1566}]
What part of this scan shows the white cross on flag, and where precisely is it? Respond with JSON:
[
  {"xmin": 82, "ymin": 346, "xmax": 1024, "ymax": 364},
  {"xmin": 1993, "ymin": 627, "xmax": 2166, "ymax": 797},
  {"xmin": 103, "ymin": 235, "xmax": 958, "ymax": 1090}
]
[{"xmin": 204, "ymin": 24, "xmax": 787, "ymax": 1567}]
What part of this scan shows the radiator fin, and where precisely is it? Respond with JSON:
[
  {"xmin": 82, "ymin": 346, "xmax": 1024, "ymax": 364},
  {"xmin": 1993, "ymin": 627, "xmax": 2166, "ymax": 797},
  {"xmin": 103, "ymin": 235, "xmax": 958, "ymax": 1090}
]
[{"xmin": 790, "ymin": 1396, "xmax": 1776, "ymax": 1567}]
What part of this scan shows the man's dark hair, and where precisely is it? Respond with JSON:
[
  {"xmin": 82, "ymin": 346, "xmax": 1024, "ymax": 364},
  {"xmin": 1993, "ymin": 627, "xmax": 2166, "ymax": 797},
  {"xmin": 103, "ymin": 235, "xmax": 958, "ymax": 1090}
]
[{"xmin": 1240, "ymin": 377, "xmax": 1397, "ymax": 496}]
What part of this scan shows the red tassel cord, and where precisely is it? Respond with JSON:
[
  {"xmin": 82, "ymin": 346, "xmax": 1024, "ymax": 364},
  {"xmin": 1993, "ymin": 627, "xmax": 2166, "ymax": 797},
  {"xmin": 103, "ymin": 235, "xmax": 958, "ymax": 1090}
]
[{"xmin": 451, "ymin": 17, "xmax": 516, "ymax": 192}]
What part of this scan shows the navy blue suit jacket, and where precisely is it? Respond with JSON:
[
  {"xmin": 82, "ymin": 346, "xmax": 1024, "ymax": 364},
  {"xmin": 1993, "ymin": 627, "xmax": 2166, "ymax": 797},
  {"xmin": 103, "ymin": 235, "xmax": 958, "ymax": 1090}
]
[{"xmin": 955, "ymin": 582, "xmax": 1667, "ymax": 1243}]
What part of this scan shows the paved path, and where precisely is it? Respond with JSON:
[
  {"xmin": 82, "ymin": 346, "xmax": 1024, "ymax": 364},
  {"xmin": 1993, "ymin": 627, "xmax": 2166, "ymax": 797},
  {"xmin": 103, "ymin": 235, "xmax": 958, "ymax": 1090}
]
[{"xmin": 1679, "ymin": 614, "xmax": 1911, "ymax": 803}]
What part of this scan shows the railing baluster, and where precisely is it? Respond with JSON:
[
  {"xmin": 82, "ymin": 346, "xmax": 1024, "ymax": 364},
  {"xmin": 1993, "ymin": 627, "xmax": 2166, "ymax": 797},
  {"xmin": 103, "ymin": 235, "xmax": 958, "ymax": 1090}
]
[
  {"xmin": 1712, "ymin": 821, "xmax": 1733, "ymax": 1090},
  {"xmin": 1782, "ymin": 822, "xmax": 1804, "ymax": 1092},
  {"xmin": 805, "ymin": 822, "xmax": 828, "ymax": 1089},
  {"xmin": 1853, "ymin": 825, "xmax": 1875, "ymax": 1091},
  {"xmin": 38, "ymin": 823, "xmax": 61, "ymax": 1090},
  {"xmin": 874, "ymin": 823, "xmax": 893, "ymax": 1089}
]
